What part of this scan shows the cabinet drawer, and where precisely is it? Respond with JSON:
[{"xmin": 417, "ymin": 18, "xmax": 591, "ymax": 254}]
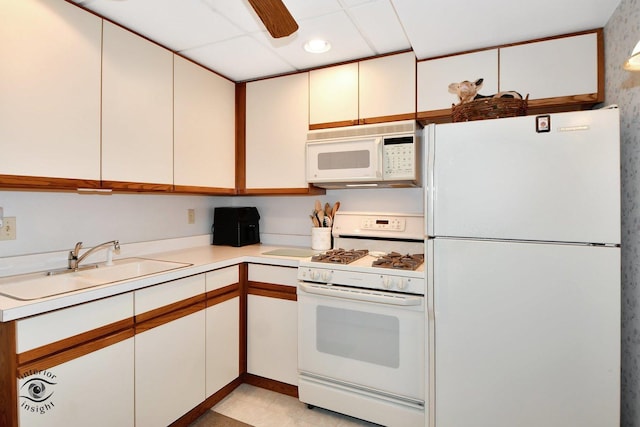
[
  {"xmin": 134, "ymin": 274, "xmax": 205, "ymax": 315},
  {"xmin": 16, "ymin": 293, "xmax": 133, "ymax": 353},
  {"xmin": 205, "ymin": 265, "xmax": 239, "ymax": 292},
  {"xmin": 248, "ymin": 264, "xmax": 297, "ymax": 287}
]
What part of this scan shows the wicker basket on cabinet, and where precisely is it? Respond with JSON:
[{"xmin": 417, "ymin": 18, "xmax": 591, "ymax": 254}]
[{"xmin": 452, "ymin": 94, "xmax": 529, "ymax": 122}]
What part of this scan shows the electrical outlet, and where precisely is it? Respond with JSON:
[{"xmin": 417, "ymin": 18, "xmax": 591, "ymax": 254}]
[
  {"xmin": 0, "ymin": 217, "xmax": 17, "ymax": 241},
  {"xmin": 187, "ymin": 209, "xmax": 195, "ymax": 224}
]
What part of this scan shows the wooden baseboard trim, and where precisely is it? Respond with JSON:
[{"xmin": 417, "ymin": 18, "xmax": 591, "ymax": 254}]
[
  {"xmin": 169, "ymin": 377, "xmax": 244, "ymax": 427},
  {"xmin": 242, "ymin": 373, "xmax": 298, "ymax": 398}
]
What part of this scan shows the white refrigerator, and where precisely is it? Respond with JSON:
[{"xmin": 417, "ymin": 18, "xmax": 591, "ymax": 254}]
[{"xmin": 425, "ymin": 108, "xmax": 621, "ymax": 427}]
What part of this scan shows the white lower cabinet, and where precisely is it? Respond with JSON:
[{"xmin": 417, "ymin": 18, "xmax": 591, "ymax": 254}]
[
  {"xmin": 134, "ymin": 274, "xmax": 206, "ymax": 427},
  {"xmin": 247, "ymin": 294, "xmax": 298, "ymax": 385},
  {"xmin": 205, "ymin": 297, "xmax": 240, "ymax": 395},
  {"xmin": 247, "ymin": 264, "xmax": 298, "ymax": 386},
  {"xmin": 205, "ymin": 266, "xmax": 241, "ymax": 397},
  {"xmin": 135, "ymin": 310, "xmax": 206, "ymax": 427},
  {"xmin": 18, "ymin": 338, "xmax": 135, "ymax": 427}
]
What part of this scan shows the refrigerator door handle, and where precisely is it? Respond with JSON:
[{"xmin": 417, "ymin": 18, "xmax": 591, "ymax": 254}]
[{"xmin": 425, "ymin": 124, "xmax": 436, "ymax": 236}]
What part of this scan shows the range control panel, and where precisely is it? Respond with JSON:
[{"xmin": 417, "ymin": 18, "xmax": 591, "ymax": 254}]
[{"xmin": 361, "ymin": 217, "xmax": 406, "ymax": 232}]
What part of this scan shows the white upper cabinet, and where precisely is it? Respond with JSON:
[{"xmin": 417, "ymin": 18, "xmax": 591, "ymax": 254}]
[
  {"xmin": 418, "ymin": 49, "xmax": 499, "ymax": 112},
  {"xmin": 499, "ymin": 33, "xmax": 599, "ymax": 100},
  {"xmin": 245, "ymin": 72, "xmax": 309, "ymax": 190},
  {"xmin": 359, "ymin": 51, "xmax": 416, "ymax": 120},
  {"xmin": 309, "ymin": 63, "xmax": 359, "ymax": 126},
  {"xmin": 101, "ymin": 22, "xmax": 174, "ymax": 185},
  {"xmin": 0, "ymin": 0, "xmax": 101, "ymax": 180},
  {"xmin": 309, "ymin": 52, "xmax": 417, "ymax": 127},
  {"xmin": 174, "ymin": 56, "xmax": 235, "ymax": 190}
]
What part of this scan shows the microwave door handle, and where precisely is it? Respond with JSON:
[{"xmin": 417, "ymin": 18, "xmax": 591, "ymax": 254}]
[{"xmin": 375, "ymin": 137, "xmax": 383, "ymax": 179}]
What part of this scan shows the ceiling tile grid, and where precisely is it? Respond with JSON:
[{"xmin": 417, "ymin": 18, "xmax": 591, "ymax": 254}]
[{"xmin": 71, "ymin": 0, "xmax": 621, "ymax": 82}]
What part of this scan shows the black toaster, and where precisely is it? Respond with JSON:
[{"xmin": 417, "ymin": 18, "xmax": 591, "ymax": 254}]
[{"xmin": 212, "ymin": 207, "xmax": 260, "ymax": 247}]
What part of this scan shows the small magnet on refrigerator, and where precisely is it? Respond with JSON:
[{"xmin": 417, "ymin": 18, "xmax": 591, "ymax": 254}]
[{"xmin": 536, "ymin": 115, "xmax": 551, "ymax": 133}]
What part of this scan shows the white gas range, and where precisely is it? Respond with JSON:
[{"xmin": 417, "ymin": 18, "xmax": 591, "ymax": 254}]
[{"xmin": 297, "ymin": 212, "xmax": 427, "ymax": 427}]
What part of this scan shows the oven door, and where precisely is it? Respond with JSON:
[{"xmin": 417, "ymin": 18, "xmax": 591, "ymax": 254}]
[{"xmin": 297, "ymin": 282, "xmax": 425, "ymax": 402}]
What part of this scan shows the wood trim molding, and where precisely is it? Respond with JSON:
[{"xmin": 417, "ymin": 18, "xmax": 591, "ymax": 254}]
[
  {"xmin": 417, "ymin": 28, "xmax": 602, "ymax": 62},
  {"xmin": 100, "ymin": 180, "xmax": 173, "ymax": 192},
  {"xmin": 235, "ymin": 82, "xmax": 247, "ymax": 191},
  {"xmin": 17, "ymin": 328, "xmax": 134, "ymax": 377},
  {"xmin": 239, "ymin": 264, "xmax": 248, "ymax": 376},
  {"xmin": 206, "ymin": 284, "xmax": 240, "ymax": 307},
  {"xmin": 0, "ymin": 321, "xmax": 18, "ymax": 427},
  {"xmin": 242, "ymin": 373, "xmax": 298, "ymax": 398},
  {"xmin": 17, "ymin": 318, "xmax": 134, "ymax": 366},
  {"xmin": 0, "ymin": 174, "xmax": 101, "ymax": 191},
  {"xmin": 169, "ymin": 377, "xmax": 243, "ymax": 427},
  {"xmin": 247, "ymin": 281, "xmax": 297, "ymax": 301},
  {"xmin": 418, "ymin": 94, "xmax": 601, "ymax": 125},
  {"xmin": 237, "ymin": 186, "xmax": 325, "ymax": 196},
  {"xmin": 135, "ymin": 295, "xmax": 206, "ymax": 333},
  {"xmin": 309, "ymin": 119, "xmax": 360, "ymax": 130},
  {"xmin": 360, "ymin": 112, "xmax": 417, "ymax": 125},
  {"xmin": 173, "ymin": 185, "xmax": 236, "ymax": 195}
]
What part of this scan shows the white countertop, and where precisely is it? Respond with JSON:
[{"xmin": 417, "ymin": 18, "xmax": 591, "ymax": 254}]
[{"xmin": 0, "ymin": 243, "xmax": 312, "ymax": 322}]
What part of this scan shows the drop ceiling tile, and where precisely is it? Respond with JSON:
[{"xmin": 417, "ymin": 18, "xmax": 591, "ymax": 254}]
[
  {"xmin": 348, "ymin": 0, "xmax": 410, "ymax": 53},
  {"xmin": 79, "ymin": 0, "xmax": 243, "ymax": 51},
  {"xmin": 201, "ymin": 0, "xmax": 264, "ymax": 33},
  {"xmin": 182, "ymin": 36, "xmax": 296, "ymax": 81},
  {"xmin": 391, "ymin": 0, "xmax": 620, "ymax": 60},
  {"xmin": 253, "ymin": 11, "xmax": 376, "ymax": 71},
  {"xmin": 284, "ymin": 0, "xmax": 343, "ymax": 20}
]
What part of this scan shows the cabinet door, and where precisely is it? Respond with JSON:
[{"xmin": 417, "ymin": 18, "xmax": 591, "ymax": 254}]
[
  {"xmin": 174, "ymin": 56, "xmax": 235, "ymax": 190},
  {"xmin": 205, "ymin": 297, "xmax": 240, "ymax": 396},
  {"xmin": 205, "ymin": 266, "xmax": 240, "ymax": 396},
  {"xmin": 18, "ymin": 338, "xmax": 134, "ymax": 427},
  {"xmin": 102, "ymin": 21, "xmax": 173, "ymax": 186},
  {"xmin": 247, "ymin": 294, "xmax": 298, "ymax": 385},
  {"xmin": 245, "ymin": 73, "xmax": 309, "ymax": 190},
  {"xmin": 309, "ymin": 63, "xmax": 359, "ymax": 126},
  {"xmin": 499, "ymin": 33, "xmax": 599, "ymax": 100},
  {"xmin": 0, "ymin": 0, "xmax": 101, "ymax": 180},
  {"xmin": 135, "ymin": 311, "xmax": 205, "ymax": 427},
  {"xmin": 418, "ymin": 49, "xmax": 499, "ymax": 112},
  {"xmin": 134, "ymin": 275, "xmax": 206, "ymax": 427},
  {"xmin": 359, "ymin": 51, "xmax": 416, "ymax": 121}
]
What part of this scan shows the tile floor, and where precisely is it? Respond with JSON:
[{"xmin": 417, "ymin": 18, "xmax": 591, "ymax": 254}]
[{"xmin": 201, "ymin": 383, "xmax": 383, "ymax": 427}]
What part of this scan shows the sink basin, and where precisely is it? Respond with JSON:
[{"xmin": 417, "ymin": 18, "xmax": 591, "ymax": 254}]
[{"xmin": 0, "ymin": 258, "xmax": 192, "ymax": 301}]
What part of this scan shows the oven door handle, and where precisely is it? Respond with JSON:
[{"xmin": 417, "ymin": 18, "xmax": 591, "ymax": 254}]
[{"xmin": 298, "ymin": 282, "xmax": 423, "ymax": 306}]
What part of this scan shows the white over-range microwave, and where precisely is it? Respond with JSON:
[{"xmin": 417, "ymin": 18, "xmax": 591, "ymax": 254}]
[{"xmin": 306, "ymin": 120, "xmax": 422, "ymax": 189}]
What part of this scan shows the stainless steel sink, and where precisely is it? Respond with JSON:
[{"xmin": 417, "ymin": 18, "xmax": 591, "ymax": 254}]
[{"xmin": 0, "ymin": 258, "xmax": 192, "ymax": 301}]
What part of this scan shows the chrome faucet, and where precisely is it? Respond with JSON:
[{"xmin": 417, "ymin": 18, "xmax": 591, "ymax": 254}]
[{"xmin": 68, "ymin": 240, "xmax": 120, "ymax": 270}]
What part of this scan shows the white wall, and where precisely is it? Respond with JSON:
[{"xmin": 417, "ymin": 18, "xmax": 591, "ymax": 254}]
[
  {"xmin": 0, "ymin": 186, "xmax": 423, "ymax": 259},
  {"xmin": 604, "ymin": 1, "xmax": 640, "ymax": 425},
  {"xmin": 0, "ymin": 191, "xmax": 229, "ymax": 257},
  {"xmin": 231, "ymin": 187, "xmax": 424, "ymax": 246}
]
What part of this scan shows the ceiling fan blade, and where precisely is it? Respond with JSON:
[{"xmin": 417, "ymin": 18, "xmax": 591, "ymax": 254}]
[{"xmin": 247, "ymin": 0, "xmax": 299, "ymax": 38}]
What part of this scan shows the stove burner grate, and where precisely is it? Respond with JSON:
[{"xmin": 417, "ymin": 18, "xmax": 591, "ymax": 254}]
[
  {"xmin": 311, "ymin": 249, "xmax": 369, "ymax": 264},
  {"xmin": 372, "ymin": 252, "xmax": 424, "ymax": 270}
]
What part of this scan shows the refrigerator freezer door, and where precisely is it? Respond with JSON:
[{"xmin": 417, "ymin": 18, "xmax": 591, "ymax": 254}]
[
  {"xmin": 432, "ymin": 238, "xmax": 620, "ymax": 427},
  {"xmin": 428, "ymin": 109, "xmax": 620, "ymax": 244}
]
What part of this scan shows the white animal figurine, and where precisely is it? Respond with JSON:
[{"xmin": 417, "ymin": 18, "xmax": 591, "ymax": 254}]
[{"xmin": 448, "ymin": 78, "xmax": 523, "ymax": 105}]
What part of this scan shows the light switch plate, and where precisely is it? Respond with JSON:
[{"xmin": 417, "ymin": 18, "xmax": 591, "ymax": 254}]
[{"xmin": 0, "ymin": 217, "xmax": 16, "ymax": 241}]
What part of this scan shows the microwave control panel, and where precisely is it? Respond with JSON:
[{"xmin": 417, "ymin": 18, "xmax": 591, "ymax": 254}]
[{"xmin": 383, "ymin": 136, "xmax": 415, "ymax": 179}]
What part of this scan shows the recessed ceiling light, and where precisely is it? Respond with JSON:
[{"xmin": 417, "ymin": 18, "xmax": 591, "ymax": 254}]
[{"xmin": 304, "ymin": 39, "xmax": 331, "ymax": 54}]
